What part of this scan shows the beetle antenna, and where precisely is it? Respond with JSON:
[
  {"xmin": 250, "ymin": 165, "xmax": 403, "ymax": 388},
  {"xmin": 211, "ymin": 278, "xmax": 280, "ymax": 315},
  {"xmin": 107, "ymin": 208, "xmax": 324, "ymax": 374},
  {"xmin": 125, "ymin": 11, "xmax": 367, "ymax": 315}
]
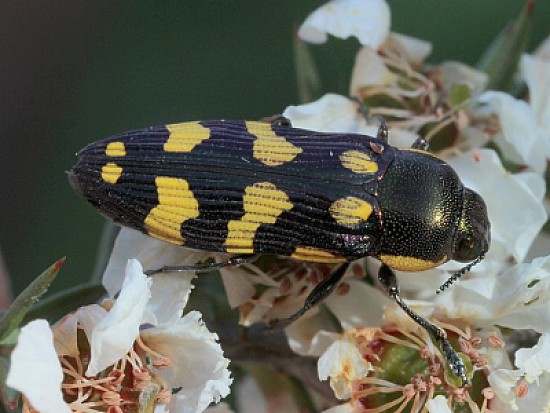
[{"xmin": 436, "ymin": 254, "xmax": 485, "ymax": 294}]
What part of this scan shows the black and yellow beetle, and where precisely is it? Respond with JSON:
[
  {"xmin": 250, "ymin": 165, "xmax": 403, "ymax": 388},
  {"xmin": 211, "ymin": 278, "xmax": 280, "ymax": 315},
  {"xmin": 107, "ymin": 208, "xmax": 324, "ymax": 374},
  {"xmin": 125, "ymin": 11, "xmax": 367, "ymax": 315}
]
[{"xmin": 68, "ymin": 117, "xmax": 490, "ymax": 385}]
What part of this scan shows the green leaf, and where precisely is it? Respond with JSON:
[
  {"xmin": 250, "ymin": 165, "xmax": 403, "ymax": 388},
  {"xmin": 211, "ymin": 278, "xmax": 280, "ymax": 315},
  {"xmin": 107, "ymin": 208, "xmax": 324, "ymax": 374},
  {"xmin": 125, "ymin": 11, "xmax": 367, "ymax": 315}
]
[
  {"xmin": 476, "ymin": 1, "xmax": 533, "ymax": 92},
  {"xmin": 91, "ymin": 220, "xmax": 119, "ymax": 284},
  {"xmin": 0, "ymin": 258, "xmax": 65, "ymax": 342},
  {"xmin": 293, "ymin": 35, "xmax": 321, "ymax": 103},
  {"xmin": 24, "ymin": 283, "xmax": 106, "ymax": 325},
  {"xmin": 0, "ymin": 356, "xmax": 19, "ymax": 412}
]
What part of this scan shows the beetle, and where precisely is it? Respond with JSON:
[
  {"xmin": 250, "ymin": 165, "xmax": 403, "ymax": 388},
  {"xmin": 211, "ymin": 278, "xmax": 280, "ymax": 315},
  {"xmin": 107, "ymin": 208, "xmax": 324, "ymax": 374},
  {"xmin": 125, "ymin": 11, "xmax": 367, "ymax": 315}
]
[{"xmin": 68, "ymin": 117, "xmax": 490, "ymax": 385}]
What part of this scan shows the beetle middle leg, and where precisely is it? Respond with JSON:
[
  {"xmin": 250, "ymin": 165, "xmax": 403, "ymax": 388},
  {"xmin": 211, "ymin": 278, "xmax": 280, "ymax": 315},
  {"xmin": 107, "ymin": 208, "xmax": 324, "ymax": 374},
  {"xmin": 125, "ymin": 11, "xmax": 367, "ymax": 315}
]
[
  {"xmin": 268, "ymin": 262, "xmax": 350, "ymax": 329},
  {"xmin": 378, "ymin": 264, "xmax": 468, "ymax": 386},
  {"xmin": 144, "ymin": 254, "xmax": 256, "ymax": 276}
]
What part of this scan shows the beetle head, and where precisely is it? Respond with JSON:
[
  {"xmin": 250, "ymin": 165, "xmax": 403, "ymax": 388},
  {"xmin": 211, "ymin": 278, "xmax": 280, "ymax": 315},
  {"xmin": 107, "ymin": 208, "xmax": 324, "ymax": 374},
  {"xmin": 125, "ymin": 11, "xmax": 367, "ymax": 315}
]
[{"xmin": 452, "ymin": 188, "xmax": 490, "ymax": 262}]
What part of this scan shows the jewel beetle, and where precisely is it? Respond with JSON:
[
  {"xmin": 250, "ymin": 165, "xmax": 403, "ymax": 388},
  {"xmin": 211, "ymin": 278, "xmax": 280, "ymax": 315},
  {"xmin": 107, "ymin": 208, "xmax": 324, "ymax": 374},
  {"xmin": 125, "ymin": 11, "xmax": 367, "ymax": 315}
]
[{"xmin": 68, "ymin": 116, "xmax": 490, "ymax": 385}]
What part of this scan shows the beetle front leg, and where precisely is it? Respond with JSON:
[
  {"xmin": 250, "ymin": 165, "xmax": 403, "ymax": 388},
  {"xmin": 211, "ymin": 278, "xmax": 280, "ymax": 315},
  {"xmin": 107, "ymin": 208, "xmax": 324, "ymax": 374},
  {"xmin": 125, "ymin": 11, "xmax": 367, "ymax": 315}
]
[
  {"xmin": 378, "ymin": 264, "xmax": 469, "ymax": 386},
  {"xmin": 268, "ymin": 262, "xmax": 350, "ymax": 329}
]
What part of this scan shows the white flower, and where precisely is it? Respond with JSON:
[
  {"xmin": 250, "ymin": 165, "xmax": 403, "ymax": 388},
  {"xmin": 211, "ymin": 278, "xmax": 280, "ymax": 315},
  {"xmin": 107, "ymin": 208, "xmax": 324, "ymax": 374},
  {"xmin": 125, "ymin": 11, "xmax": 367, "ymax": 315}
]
[
  {"xmin": 7, "ymin": 320, "xmax": 71, "ymax": 413},
  {"xmin": 8, "ymin": 259, "xmax": 232, "ymax": 413},
  {"xmin": 520, "ymin": 37, "xmax": 550, "ymax": 137},
  {"xmin": 283, "ymin": 93, "xmax": 376, "ymax": 134},
  {"xmin": 103, "ymin": 227, "xmax": 211, "ymax": 296},
  {"xmin": 97, "ymin": 259, "xmax": 232, "ymax": 413},
  {"xmin": 476, "ymin": 91, "xmax": 549, "ymax": 174},
  {"xmin": 298, "ymin": 0, "xmax": 390, "ymax": 48},
  {"xmin": 434, "ymin": 255, "xmax": 550, "ymax": 334},
  {"xmin": 87, "ymin": 259, "xmax": 152, "ymax": 375},
  {"xmin": 142, "ymin": 310, "xmax": 232, "ymax": 413},
  {"xmin": 317, "ymin": 330, "xmax": 374, "ymax": 399},
  {"xmin": 388, "ymin": 33, "xmax": 432, "ymax": 66},
  {"xmin": 349, "ymin": 46, "xmax": 396, "ymax": 96},
  {"xmin": 489, "ymin": 333, "xmax": 550, "ymax": 412}
]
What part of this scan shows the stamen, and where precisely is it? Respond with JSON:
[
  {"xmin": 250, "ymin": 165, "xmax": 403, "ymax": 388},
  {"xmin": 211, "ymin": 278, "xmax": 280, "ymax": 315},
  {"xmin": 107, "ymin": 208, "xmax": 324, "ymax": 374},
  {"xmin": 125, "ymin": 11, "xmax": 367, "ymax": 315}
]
[
  {"xmin": 102, "ymin": 391, "xmax": 122, "ymax": 406},
  {"xmin": 377, "ymin": 331, "xmax": 422, "ymax": 352},
  {"xmin": 157, "ymin": 388, "xmax": 172, "ymax": 405},
  {"xmin": 516, "ymin": 380, "xmax": 528, "ymax": 398},
  {"xmin": 487, "ymin": 335, "xmax": 504, "ymax": 348},
  {"xmin": 481, "ymin": 387, "xmax": 495, "ymax": 413},
  {"xmin": 152, "ymin": 357, "xmax": 172, "ymax": 368}
]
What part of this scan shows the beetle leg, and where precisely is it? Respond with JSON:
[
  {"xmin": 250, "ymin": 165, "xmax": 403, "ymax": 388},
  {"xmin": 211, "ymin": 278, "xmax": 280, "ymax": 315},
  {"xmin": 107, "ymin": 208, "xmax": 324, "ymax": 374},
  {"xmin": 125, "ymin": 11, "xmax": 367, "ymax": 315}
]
[
  {"xmin": 349, "ymin": 96, "xmax": 371, "ymax": 123},
  {"xmin": 268, "ymin": 262, "xmax": 350, "ymax": 329},
  {"xmin": 144, "ymin": 254, "xmax": 256, "ymax": 276},
  {"xmin": 378, "ymin": 264, "xmax": 469, "ymax": 386},
  {"xmin": 375, "ymin": 119, "xmax": 389, "ymax": 142},
  {"xmin": 411, "ymin": 136, "xmax": 429, "ymax": 150}
]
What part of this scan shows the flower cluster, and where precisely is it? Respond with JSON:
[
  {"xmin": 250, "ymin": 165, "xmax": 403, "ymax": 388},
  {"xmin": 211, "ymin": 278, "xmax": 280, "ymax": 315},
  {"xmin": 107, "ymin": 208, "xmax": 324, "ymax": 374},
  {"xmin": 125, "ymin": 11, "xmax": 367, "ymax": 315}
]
[
  {"xmin": 287, "ymin": 0, "xmax": 550, "ymax": 411},
  {"xmin": 7, "ymin": 259, "xmax": 232, "ymax": 413}
]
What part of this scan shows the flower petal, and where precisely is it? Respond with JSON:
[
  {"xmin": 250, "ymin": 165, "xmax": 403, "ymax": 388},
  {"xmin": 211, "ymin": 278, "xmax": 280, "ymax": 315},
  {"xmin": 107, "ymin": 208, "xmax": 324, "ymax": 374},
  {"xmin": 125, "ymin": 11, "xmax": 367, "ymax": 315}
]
[
  {"xmin": 425, "ymin": 395, "xmax": 452, "ymax": 413},
  {"xmin": 515, "ymin": 332, "xmax": 550, "ymax": 382},
  {"xmin": 7, "ymin": 320, "xmax": 71, "ymax": 413},
  {"xmin": 52, "ymin": 304, "xmax": 107, "ymax": 357},
  {"xmin": 325, "ymin": 278, "xmax": 388, "ymax": 329},
  {"xmin": 142, "ymin": 311, "xmax": 232, "ymax": 413},
  {"xmin": 87, "ymin": 259, "xmax": 152, "ymax": 376},
  {"xmin": 284, "ymin": 93, "xmax": 376, "ymax": 134},
  {"xmin": 477, "ymin": 91, "xmax": 549, "ymax": 173},
  {"xmin": 436, "ymin": 256, "xmax": 550, "ymax": 333},
  {"xmin": 349, "ymin": 46, "xmax": 396, "ymax": 95},
  {"xmin": 521, "ymin": 53, "xmax": 550, "ymax": 137},
  {"xmin": 447, "ymin": 149, "xmax": 547, "ymax": 264},
  {"xmin": 286, "ymin": 311, "xmax": 341, "ymax": 356},
  {"xmin": 489, "ymin": 333, "xmax": 550, "ymax": 411},
  {"xmin": 318, "ymin": 336, "xmax": 373, "ymax": 399},
  {"xmin": 438, "ymin": 61, "xmax": 488, "ymax": 98},
  {"xmin": 103, "ymin": 227, "xmax": 209, "ymax": 296},
  {"xmin": 144, "ymin": 273, "xmax": 196, "ymax": 326},
  {"xmin": 298, "ymin": 0, "xmax": 390, "ymax": 48},
  {"xmin": 388, "ymin": 33, "xmax": 432, "ymax": 66}
]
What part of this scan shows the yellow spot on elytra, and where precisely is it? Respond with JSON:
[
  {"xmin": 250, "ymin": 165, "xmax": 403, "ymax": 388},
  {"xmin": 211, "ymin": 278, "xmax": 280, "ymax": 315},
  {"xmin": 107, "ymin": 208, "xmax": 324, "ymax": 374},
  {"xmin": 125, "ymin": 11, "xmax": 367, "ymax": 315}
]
[
  {"xmin": 105, "ymin": 141, "xmax": 126, "ymax": 157},
  {"xmin": 101, "ymin": 162, "xmax": 123, "ymax": 184},
  {"xmin": 225, "ymin": 182, "xmax": 293, "ymax": 253},
  {"xmin": 329, "ymin": 196, "xmax": 373, "ymax": 226},
  {"xmin": 246, "ymin": 121, "xmax": 303, "ymax": 166},
  {"xmin": 380, "ymin": 255, "xmax": 447, "ymax": 272},
  {"xmin": 340, "ymin": 150, "xmax": 378, "ymax": 174},
  {"xmin": 164, "ymin": 122, "xmax": 210, "ymax": 153},
  {"xmin": 291, "ymin": 246, "xmax": 346, "ymax": 263},
  {"xmin": 144, "ymin": 176, "xmax": 199, "ymax": 245}
]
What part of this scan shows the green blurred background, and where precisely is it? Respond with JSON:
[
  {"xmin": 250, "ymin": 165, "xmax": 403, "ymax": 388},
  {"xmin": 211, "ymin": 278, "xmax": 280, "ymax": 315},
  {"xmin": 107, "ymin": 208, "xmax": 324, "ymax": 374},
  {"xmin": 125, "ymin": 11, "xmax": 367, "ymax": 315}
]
[{"xmin": 1, "ymin": 1, "xmax": 549, "ymax": 297}]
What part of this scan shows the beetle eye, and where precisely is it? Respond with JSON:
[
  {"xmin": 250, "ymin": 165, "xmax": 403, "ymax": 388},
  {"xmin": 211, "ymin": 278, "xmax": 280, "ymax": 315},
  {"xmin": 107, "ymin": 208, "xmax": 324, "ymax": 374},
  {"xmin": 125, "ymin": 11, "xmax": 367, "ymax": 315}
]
[
  {"xmin": 456, "ymin": 236, "xmax": 474, "ymax": 258},
  {"xmin": 452, "ymin": 188, "xmax": 490, "ymax": 262}
]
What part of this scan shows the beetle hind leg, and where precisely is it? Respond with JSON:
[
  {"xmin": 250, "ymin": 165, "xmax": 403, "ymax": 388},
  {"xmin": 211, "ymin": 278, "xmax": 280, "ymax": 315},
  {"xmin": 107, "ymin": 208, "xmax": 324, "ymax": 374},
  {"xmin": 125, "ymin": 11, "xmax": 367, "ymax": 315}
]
[
  {"xmin": 268, "ymin": 262, "xmax": 350, "ymax": 330},
  {"xmin": 143, "ymin": 253, "xmax": 256, "ymax": 276},
  {"xmin": 378, "ymin": 264, "xmax": 469, "ymax": 386}
]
